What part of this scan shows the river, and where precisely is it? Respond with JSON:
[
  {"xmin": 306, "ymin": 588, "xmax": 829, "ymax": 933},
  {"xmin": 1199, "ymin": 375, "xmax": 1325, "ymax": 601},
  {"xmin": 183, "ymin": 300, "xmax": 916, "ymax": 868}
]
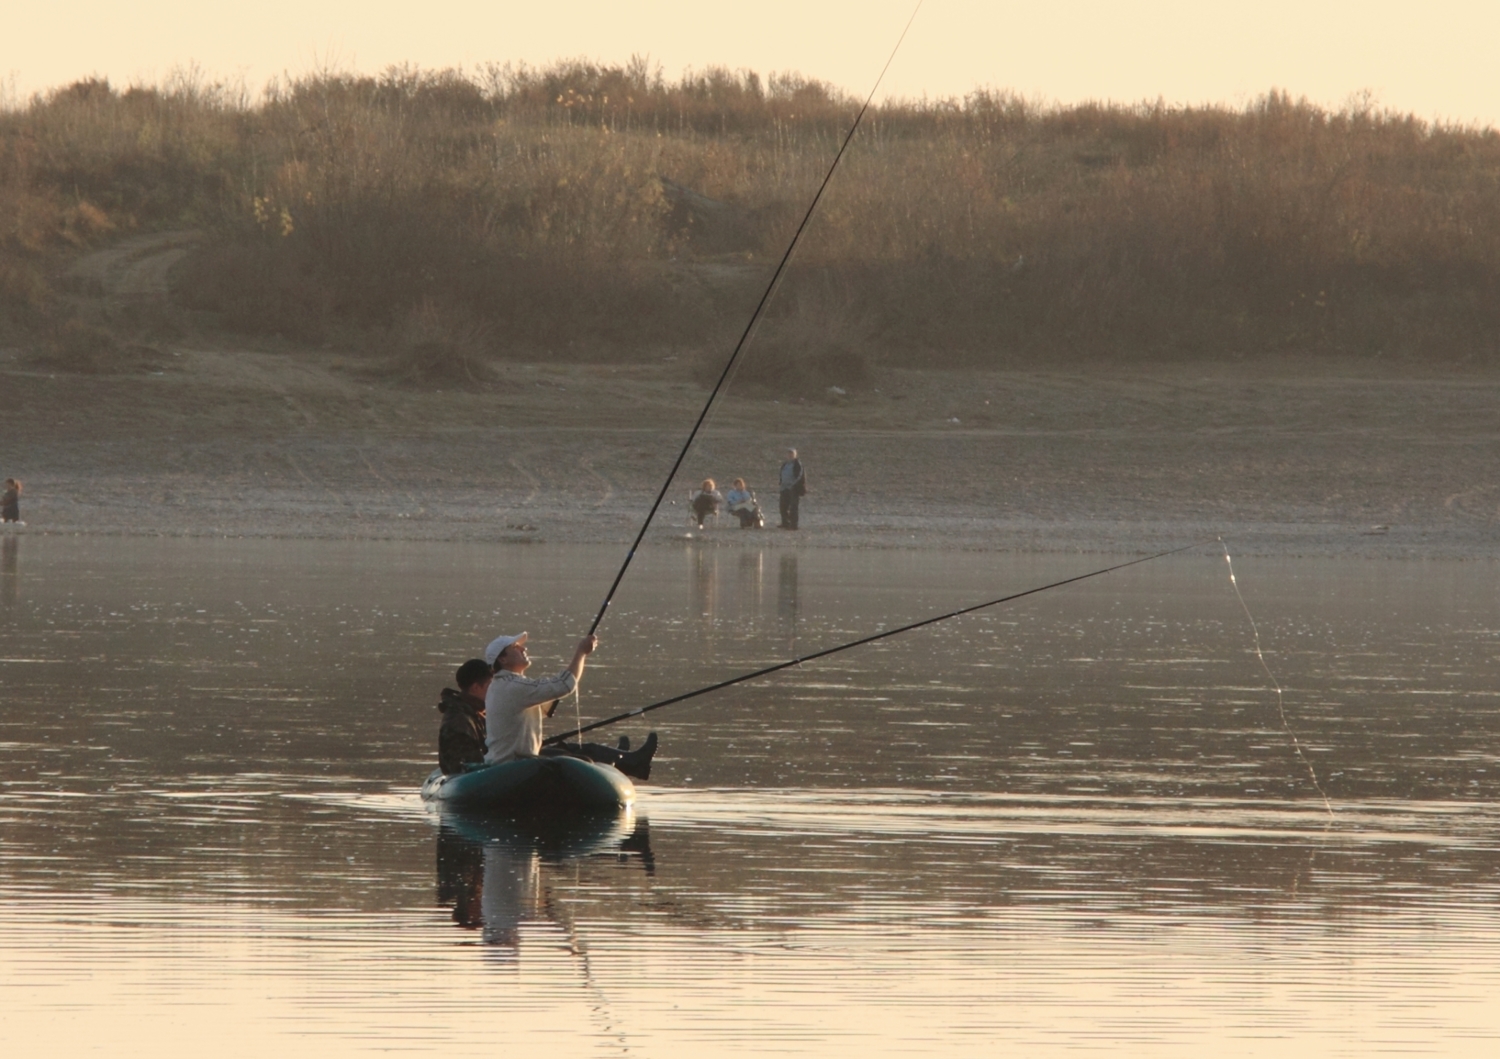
[{"xmin": 3, "ymin": 535, "xmax": 1499, "ymax": 1056}]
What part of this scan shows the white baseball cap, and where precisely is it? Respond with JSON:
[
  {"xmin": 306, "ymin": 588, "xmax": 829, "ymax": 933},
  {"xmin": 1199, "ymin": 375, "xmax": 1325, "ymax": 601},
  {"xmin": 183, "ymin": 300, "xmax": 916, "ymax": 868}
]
[{"xmin": 484, "ymin": 631, "xmax": 528, "ymax": 666}]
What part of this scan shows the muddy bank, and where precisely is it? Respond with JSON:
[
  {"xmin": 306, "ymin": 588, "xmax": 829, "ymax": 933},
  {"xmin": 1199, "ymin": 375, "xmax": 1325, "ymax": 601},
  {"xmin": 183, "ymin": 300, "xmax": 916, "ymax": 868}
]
[{"xmin": 3, "ymin": 343, "xmax": 1499, "ymax": 559}]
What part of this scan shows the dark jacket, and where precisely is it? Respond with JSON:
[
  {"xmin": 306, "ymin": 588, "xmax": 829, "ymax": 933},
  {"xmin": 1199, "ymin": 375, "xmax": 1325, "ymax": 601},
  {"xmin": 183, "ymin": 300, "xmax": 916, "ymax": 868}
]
[
  {"xmin": 778, "ymin": 459, "xmax": 806, "ymax": 496},
  {"xmin": 438, "ymin": 688, "xmax": 487, "ymax": 775}
]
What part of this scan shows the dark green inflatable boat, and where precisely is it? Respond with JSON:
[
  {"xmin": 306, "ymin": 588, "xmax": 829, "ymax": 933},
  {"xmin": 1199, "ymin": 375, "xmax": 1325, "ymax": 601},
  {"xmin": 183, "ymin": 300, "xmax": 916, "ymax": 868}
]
[{"xmin": 421, "ymin": 756, "xmax": 635, "ymax": 813}]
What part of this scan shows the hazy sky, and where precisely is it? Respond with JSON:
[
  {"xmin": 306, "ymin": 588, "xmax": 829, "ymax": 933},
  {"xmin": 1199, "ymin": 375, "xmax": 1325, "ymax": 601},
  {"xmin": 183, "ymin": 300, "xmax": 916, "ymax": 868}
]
[{"xmin": 7, "ymin": 1, "xmax": 1500, "ymax": 126}]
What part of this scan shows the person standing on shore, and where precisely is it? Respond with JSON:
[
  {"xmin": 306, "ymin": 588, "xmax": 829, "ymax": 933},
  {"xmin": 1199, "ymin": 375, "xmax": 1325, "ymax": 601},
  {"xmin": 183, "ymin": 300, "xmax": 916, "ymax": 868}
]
[
  {"xmin": 1, "ymin": 479, "xmax": 20, "ymax": 524},
  {"xmin": 778, "ymin": 449, "xmax": 806, "ymax": 530}
]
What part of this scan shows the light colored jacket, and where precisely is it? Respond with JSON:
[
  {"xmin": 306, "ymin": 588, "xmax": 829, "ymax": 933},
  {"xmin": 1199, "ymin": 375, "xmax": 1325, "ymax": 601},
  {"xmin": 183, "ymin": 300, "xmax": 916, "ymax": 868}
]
[{"xmin": 483, "ymin": 669, "xmax": 576, "ymax": 763}]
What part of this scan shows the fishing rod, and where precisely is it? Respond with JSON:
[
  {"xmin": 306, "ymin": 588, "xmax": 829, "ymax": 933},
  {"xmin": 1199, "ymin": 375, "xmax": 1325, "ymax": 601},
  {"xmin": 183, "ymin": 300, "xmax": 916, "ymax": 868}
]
[
  {"xmin": 545, "ymin": 540, "xmax": 1209, "ymax": 745},
  {"xmin": 581, "ymin": 2, "xmax": 925, "ymax": 639}
]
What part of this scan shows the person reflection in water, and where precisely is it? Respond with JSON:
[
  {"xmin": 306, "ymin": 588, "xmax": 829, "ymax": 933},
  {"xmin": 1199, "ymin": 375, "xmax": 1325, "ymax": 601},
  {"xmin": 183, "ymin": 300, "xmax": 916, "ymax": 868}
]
[
  {"xmin": 436, "ymin": 825, "xmax": 486, "ymax": 929},
  {"xmin": 778, "ymin": 552, "xmax": 799, "ymax": 650},
  {"xmin": 436, "ymin": 822, "xmax": 656, "ymax": 951},
  {"xmin": 437, "ymin": 659, "xmax": 492, "ymax": 776},
  {"xmin": 692, "ymin": 548, "xmax": 718, "ymax": 623},
  {"xmin": 435, "ymin": 827, "xmax": 541, "ymax": 954},
  {"xmin": 1, "ymin": 537, "xmax": 16, "ymax": 608},
  {"xmin": 480, "ymin": 840, "xmax": 545, "ymax": 950}
]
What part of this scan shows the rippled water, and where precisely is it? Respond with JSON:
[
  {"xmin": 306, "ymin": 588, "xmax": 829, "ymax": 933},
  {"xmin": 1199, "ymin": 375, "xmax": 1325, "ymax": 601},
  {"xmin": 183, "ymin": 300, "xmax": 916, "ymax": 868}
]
[{"xmin": 3, "ymin": 535, "xmax": 1500, "ymax": 1056}]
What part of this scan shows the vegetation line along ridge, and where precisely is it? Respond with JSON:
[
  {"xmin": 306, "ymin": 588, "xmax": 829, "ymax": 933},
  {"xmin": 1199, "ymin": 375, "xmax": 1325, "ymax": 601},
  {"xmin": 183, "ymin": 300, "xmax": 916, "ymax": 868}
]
[{"xmin": 5, "ymin": 63, "xmax": 1500, "ymax": 375}]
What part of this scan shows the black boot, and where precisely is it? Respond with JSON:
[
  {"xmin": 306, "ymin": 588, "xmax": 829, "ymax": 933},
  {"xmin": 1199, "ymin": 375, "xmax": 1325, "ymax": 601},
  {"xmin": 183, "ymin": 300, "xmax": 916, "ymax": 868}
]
[
  {"xmin": 616, "ymin": 735, "xmax": 630, "ymax": 751},
  {"xmin": 614, "ymin": 732, "xmax": 658, "ymax": 781}
]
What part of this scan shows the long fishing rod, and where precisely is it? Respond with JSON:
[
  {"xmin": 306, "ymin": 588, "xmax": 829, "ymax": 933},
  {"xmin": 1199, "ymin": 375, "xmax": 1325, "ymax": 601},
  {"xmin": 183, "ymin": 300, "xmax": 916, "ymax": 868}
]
[
  {"xmin": 545, "ymin": 540, "xmax": 1208, "ymax": 745},
  {"xmin": 581, "ymin": 2, "xmax": 925, "ymax": 639}
]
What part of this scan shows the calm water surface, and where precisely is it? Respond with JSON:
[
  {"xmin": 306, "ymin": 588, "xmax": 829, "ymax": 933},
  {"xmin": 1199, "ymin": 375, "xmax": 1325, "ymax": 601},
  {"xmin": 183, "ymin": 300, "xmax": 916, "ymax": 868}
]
[{"xmin": 3, "ymin": 535, "xmax": 1500, "ymax": 1056}]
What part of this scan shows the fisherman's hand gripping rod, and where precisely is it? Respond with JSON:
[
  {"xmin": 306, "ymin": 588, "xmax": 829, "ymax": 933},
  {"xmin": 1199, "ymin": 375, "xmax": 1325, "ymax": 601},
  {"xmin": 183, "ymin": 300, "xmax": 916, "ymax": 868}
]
[
  {"xmin": 545, "ymin": 541, "xmax": 1209, "ymax": 745},
  {"xmin": 581, "ymin": 2, "xmax": 926, "ymax": 639}
]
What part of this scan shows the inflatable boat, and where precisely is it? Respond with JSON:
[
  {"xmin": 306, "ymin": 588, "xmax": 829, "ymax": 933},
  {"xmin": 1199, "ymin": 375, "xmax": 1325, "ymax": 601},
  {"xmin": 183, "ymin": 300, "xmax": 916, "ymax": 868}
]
[
  {"xmin": 438, "ymin": 804, "xmax": 636, "ymax": 856},
  {"xmin": 421, "ymin": 755, "xmax": 634, "ymax": 813}
]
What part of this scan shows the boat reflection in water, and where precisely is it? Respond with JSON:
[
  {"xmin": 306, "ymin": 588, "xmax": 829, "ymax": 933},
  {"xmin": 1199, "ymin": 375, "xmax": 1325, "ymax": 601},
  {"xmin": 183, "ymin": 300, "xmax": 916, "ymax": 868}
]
[{"xmin": 435, "ymin": 810, "xmax": 654, "ymax": 954}]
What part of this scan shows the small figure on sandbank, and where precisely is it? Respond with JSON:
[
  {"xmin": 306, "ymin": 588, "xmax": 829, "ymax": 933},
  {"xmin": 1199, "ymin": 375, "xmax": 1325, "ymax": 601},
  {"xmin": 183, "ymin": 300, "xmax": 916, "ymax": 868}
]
[
  {"xmin": 778, "ymin": 449, "xmax": 806, "ymax": 530},
  {"xmin": 724, "ymin": 478, "xmax": 764, "ymax": 528},
  {"xmin": 689, "ymin": 478, "xmax": 723, "ymax": 529},
  {"xmin": 1, "ymin": 479, "xmax": 21, "ymax": 524}
]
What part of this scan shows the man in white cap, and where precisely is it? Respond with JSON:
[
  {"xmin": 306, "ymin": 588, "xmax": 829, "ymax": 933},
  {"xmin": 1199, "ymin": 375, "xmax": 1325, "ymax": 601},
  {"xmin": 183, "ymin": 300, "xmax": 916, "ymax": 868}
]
[{"xmin": 483, "ymin": 631, "xmax": 657, "ymax": 779}]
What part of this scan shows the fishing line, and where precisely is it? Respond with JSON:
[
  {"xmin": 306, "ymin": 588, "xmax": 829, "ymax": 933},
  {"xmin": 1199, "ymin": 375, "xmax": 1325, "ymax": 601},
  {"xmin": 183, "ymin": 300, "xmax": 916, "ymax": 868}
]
[
  {"xmin": 1220, "ymin": 539, "xmax": 1334, "ymax": 817},
  {"xmin": 581, "ymin": 1, "xmax": 926, "ymax": 639},
  {"xmin": 546, "ymin": 540, "xmax": 1207, "ymax": 745}
]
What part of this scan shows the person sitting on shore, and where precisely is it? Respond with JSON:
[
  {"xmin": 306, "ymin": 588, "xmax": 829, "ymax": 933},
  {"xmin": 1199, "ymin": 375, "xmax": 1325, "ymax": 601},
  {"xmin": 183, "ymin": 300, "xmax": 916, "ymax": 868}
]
[
  {"xmin": 484, "ymin": 632, "xmax": 657, "ymax": 780},
  {"xmin": 724, "ymin": 478, "xmax": 764, "ymax": 529},
  {"xmin": 689, "ymin": 479, "xmax": 723, "ymax": 529},
  {"xmin": 438, "ymin": 658, "xmax": 492, "ymax": 776},
  {"xmin": 1, "ymin": 479, "xmax": 21, "ymax": 524}
]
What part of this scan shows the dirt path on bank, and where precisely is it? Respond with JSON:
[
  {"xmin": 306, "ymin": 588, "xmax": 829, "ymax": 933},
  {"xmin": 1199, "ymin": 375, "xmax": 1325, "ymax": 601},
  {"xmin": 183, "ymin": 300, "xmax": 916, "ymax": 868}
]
[{"xmin": 62, "ymin": 230, "xmax": 203, "ymax": 299}]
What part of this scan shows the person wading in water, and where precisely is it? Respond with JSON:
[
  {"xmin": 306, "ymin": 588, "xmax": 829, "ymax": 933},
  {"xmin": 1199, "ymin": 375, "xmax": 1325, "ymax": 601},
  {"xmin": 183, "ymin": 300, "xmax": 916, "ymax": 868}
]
[{"xmin": 484, "ymin": 632, "xmax": 657, "ymax": 780}]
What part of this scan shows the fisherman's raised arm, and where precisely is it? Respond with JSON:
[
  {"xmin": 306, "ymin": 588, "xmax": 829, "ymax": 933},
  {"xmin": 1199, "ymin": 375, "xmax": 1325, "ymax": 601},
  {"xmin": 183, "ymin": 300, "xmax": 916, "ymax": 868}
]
[
  {"xmin": 545, "ymin": 634, "xmax": 598, "ymax": 716},
  {"xmin": 567, "ymin": 635, "xmax": 598, "ymax": 682}
]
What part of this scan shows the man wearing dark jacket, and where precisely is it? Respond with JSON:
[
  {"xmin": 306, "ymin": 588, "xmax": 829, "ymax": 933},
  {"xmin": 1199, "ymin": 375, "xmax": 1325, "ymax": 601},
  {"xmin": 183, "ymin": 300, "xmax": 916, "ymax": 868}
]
[
  {"xmin": 437, "ymin": 658, "xmax": 492, "ymax": 775},
  {"xmin": 778, "ymin": 448, "xmax": 806, "ymax": 530}
]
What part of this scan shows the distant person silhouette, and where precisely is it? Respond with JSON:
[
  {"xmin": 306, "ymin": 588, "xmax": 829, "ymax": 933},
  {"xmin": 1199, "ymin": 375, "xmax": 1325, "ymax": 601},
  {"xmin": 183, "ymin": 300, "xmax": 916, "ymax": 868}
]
[
  {"xmin": 725, "ymin": 478, "xmax": 764, "ymax": 528},
  {"xmin": 777, "ymin": 449, "xmax": 806, "ymax": 530},
  {"xmin": 689, "ymin": 478, "xmax": 723, "ymax": 528},
  {"xmin": 1, "ymin": 479, "xmax": 20, "ymax": 523}
]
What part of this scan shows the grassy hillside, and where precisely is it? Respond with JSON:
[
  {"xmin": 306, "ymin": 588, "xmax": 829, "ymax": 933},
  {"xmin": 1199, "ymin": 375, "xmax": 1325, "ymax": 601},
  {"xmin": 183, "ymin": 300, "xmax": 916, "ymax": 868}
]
[{"xmin": 4, "ymin": 62, "xmax": 1500, "ymax": 377}]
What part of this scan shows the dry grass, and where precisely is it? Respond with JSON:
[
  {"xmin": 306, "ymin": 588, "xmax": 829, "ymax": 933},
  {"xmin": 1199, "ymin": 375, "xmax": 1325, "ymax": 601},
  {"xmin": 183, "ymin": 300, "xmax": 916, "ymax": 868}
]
[
  {"xmin": 379, "ymin": 299, "xmax": 496, "ymax": 386},
  {"xmin": 5, "ymin": 65, "xmax": 1500, "ymax": 366}
]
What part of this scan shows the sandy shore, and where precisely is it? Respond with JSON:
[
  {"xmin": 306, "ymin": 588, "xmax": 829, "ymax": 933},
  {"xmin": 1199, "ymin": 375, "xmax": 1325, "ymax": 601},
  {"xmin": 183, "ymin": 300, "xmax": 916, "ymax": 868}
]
[{"xmin": 4, "ymin": 338, "xmax": 1500, "ymax": 560}]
